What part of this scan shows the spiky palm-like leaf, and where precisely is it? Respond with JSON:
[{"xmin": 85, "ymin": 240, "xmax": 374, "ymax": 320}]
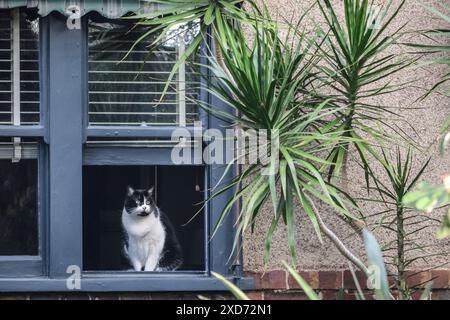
[
  {"xmin": 363, "ymin": 148, "xmax": 444, "ymax": 299},
  {"xmin": 317, "ymin": 0, "xmax": 411, "ymax": 182},
  {"xmin": 199, "ymin": 18, "xmax": 357, "ymax": 264},
  {"xmin": 126, "ymin": 0, "xmax": 265, "ymax": 95}
]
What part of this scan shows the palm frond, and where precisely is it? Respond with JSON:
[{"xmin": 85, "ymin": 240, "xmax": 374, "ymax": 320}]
[
  {"xmin": 201, "ymin": 19, "xmax": 357, "ymax": 264},
  {"xmin": 316, "ymin": 0, "xmax": 411, "ymax": 184},
  {"xmin": 126, "ymin": 0, "xmax": 266, "ymax": 96}
]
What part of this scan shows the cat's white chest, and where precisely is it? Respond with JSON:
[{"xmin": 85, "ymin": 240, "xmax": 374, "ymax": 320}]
[
  {"xmin": 123, "ymin": 213, "xmax": 159, "ymax": 237},
  {"xmin": 122, "ymin": 209, "xmax": 166, "ymax": 271}
]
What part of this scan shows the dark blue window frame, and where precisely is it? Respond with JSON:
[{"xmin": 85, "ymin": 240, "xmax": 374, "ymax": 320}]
[
  {"xmin": 0, "ymin": 8, "xmax": 47, "ymax": 278},
  {"xmin": 0, "ymin": 11, "xmax": 253, "ymax": 292}
]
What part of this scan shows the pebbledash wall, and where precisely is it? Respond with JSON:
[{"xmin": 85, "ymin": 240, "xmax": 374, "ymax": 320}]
[
  {"xmin": 0, "ymin": 0, "xmax": 449, "ymax": 300},
  {"xmin": 241, "ymin": 0, "xmax": 450, "ymax": 300}
]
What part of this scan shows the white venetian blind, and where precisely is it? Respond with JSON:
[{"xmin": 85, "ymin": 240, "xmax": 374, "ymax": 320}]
[
  {"xmin": 88, "ymin": 18, "xmax": 200, "ymax": 127},
  {"xmin": 0, "ymin": 9, "xmax": 39, "ymax": 161},
  {"xmin": 0, "ymin": 9, "xmax": 40, "ymax": 126}
]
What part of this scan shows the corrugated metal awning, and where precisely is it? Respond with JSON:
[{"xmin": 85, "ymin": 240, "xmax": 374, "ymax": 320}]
[{"xmin": 0, "ymin": 0, "xmax": 160, "ymax": 19}]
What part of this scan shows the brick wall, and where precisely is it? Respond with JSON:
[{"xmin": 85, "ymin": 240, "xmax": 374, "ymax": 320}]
[
  {"xmin": 243, "ymin": 269, "xmax": 450, "ymax": 300},
  {"xmin": 1, "ymin": 269, "xmax": 449, "ymax": 300}
]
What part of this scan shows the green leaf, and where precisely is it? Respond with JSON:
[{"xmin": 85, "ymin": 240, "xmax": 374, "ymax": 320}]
[
  {"xmin": 211, "ymin": 272, "xmax": 250, "ymax": 300},
  {"xmin": 264, "ymin": 200, "xmax": 284, "ymax": 264},
  {"xmin": 298, "ymin": 189, "xmax": 323, "ymax": 243},
  {"xmin": 204, "ymin": 4, "xmax": 216, "ymax": 25},
  {"xmin": 285, "ymin": 179, "xmax": 297, "ymax": 263},
  {"xmin": 363, "ymin": 230, "xmax": 392, "ymax": 300},
  {"xmin": 403, "ymin": 183, "xmax": 450, "ymax": 212}
]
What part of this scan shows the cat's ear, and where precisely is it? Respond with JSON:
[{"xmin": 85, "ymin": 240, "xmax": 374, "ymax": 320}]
[
  {"xmin": 147, "ymin": 186, "xmax": 154, "ymax": 196},
  {"xmin": 126, "ymin": 186, "xmax": 135, "ymax": 196}
]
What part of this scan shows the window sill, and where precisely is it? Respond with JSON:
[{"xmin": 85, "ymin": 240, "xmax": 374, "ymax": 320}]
[{"xmin": 0, "ymin": 274, "xmax": 255, "ymax": 292}]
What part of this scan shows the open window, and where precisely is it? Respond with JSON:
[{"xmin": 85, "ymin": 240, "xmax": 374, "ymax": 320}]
[
  {"xmin": 83, "ymin": 165, "xmax": 206, "ymax": 272},
  {"xmin": 82, "ymin": 14, "xmax": 208, "ymax": 275},
  {"xmin": 0, "ymin": 138, "xmax": 38, "ymax": 257}
]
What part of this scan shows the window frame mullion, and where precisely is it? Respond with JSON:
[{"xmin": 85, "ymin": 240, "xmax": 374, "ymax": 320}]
[{"xmin": 47, "ymin": 13, "xmax": 84, "ymax": 278}]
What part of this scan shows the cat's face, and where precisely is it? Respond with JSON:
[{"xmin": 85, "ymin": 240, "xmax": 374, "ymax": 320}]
[{"xmin": 124, "ymin": 186, "xmax": 156, "ymax": 217}]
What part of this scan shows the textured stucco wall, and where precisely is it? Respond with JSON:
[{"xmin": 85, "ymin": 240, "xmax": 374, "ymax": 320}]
[{"xmin": 243, "ymin": 0, "xmax": 450, "ymax": 272}]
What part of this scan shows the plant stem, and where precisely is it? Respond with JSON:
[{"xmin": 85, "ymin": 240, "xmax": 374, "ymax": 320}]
[
  {"xmin": 396, "ymin": 203, "xmax": 408, "ymax": 300},
  {"xmin": 304, "ymin": 193, "xmax": 369, "ymax": 275},
  {"xmin": 337, "ymin": 68, "xmax": 369, "ymax": 239}
]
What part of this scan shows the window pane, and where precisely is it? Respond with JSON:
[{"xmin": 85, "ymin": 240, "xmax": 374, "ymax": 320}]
[
  {"xmin": 88, "ymin": 15, "xmax": 200, "ymax": 127},
  {"xmin": 0, "ymin": 157, "xmax": 38, "ymax": 255},
  {"xmin": 0, "ymin": 9, "xmax": 40, "ymax": 125},
  {"xmin": 83, "ymin": 165, "xmax": 205, "ymax": 271}
]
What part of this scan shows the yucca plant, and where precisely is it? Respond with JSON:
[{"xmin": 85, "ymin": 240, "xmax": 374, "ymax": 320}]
[
  {"xmin": 316, "ymin": 0, "xmax": 411, "ymax": 186},
  {"xmin": 128, "ymin": 0, "xmax": 427, "ymax": 278},
  {"xmin": 362, "ymin": 148, "xmax": 446, "ymax": 299},
  {"xmin": 197, "ymin": 17, "xmax": 373, "ymax": 273},
  {"xmin": 124, "ymin": 0, "xmax": 377, "ymax": 275}
]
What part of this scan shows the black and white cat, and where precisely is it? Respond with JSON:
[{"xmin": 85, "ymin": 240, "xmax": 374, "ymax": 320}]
[{"xmin": 122, "ymin": 186, "xmax": 183, "ymax": 271}]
